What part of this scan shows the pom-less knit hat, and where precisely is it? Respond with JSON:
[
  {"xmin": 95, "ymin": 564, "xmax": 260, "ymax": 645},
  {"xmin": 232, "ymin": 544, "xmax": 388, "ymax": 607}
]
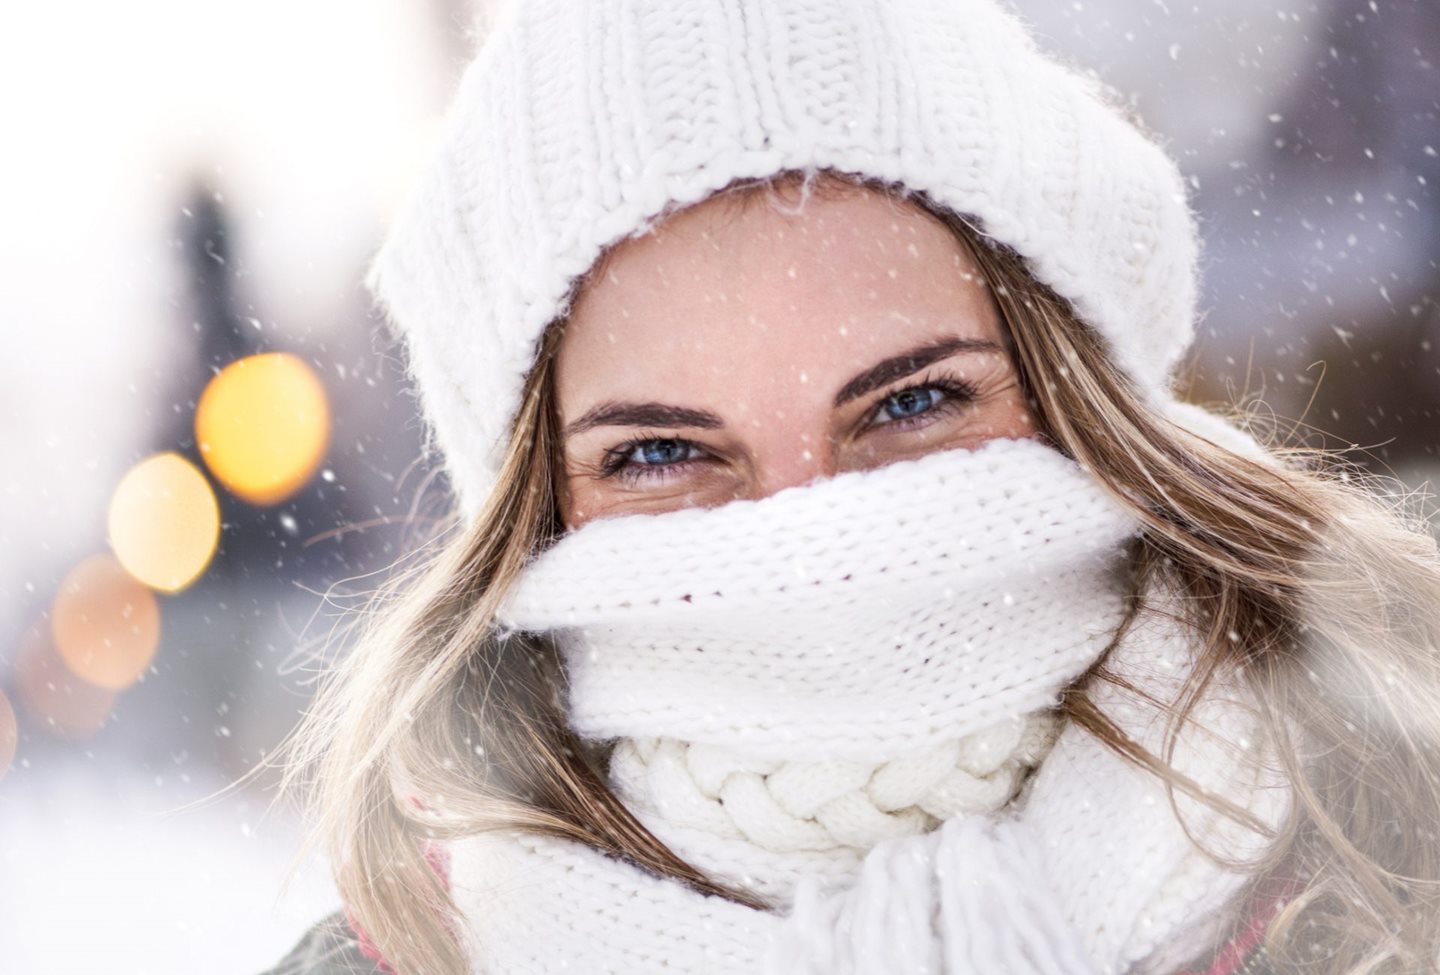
[{"xmin": 368, "ymin": 0, "xmax": 1201, "ymax": 521}]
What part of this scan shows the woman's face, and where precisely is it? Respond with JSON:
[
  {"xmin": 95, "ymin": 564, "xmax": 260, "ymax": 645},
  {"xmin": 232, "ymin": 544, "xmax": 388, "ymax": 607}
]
[{"xmin": 554, "ymin": 183, "xmax": 1037, "ymax": 529}]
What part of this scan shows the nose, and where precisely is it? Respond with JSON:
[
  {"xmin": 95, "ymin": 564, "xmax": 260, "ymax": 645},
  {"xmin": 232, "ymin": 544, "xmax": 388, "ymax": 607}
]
[{"xmin": 746, "ymin": 428, "xmax": 837, "ymax": 500}]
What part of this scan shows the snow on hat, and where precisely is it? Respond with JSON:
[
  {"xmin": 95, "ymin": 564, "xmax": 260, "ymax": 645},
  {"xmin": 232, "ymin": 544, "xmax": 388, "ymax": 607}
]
[{"xmin": 368, "ymin": 0, "xmax": 1200, "ymax": 522}]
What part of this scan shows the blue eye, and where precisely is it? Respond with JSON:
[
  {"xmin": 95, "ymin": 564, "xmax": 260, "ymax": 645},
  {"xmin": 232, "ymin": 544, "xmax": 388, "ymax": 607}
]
[
  {"xmin": 634, "ymin": 438, "xmax": 693, "ymax": 465},
  {"xmin": 600, "ymin": 437, "xmax": 705, "ymax": 483},
  {"xmin": 597, "ymin": 376, "xmax": 977, "ymax": 485},
  {"xmin": 872, "ymin": 384, "xmax": 949, "ymax": 426},
  {"xmin": 881, "ymin": 387, "xmax": 938, "ymax": 420},
  {"xmin": 868, "ymin": 377, "xmax": 978, "ymax": 428}
]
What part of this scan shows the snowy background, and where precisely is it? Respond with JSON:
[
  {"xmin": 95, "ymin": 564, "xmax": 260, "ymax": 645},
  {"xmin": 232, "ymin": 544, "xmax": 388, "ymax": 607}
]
[{"xmin": 0, "ymin": 1, "xmax": 1434, "ymax": 972}]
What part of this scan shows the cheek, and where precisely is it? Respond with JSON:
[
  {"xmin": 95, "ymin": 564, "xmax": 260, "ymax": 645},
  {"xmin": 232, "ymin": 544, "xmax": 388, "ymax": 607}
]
[
  {"xmin": 557, "ymin": 457, "xmax": 618, "ymax": 530},
  {"xmin": 560, "ymin": 474, "xmax": 749, "ymax": 530},
  {"xmin": 558, "ymin": 486, "xmax": 588, "ymax": 531},
  {"xmin": 840, "ymin": 381, "xmax": 1035, "ymax": 474},
  {"xmin": 558, "ymin": 470, "xmax": 611, "ymax": 531},
  {"xmin": 989, "ymin": 389, "xmax": 1037, "ymax": 435},
  {"xmin": 555, "ymin": 472, "xmax": 581, "ymax": 529}
]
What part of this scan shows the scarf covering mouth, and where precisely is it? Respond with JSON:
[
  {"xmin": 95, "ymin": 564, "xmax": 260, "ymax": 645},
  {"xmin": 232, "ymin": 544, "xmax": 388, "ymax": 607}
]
[
  {"xmin": 449, "ymin": 433, "xmax": 1290, "ymax": 973},
  {"xmin": 497, "ymin": 435, "xmax": 1142, "ymax": 764}
]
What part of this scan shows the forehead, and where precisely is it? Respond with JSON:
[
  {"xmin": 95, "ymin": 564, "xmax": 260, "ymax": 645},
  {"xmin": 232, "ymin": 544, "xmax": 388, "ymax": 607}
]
[{"xmin": 554, "ymin": 182, "xmax": 1001, "ymax": 408}]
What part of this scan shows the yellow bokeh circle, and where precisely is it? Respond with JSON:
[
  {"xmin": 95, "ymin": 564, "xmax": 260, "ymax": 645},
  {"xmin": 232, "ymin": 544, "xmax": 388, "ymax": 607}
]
[
  {"xmin": 108, "ymin": 452, "xmax": 220, "ymax": 593},
  {"xmin": 195, "ymin": 352, "xmax": 330, "ymax": 506},
  {"xmin": 52, "ymin": 553, "xmax": 161, "ymax": 691}
]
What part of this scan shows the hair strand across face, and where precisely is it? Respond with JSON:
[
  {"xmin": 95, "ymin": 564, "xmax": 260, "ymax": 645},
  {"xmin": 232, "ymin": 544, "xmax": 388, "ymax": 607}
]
[{"xmin": 258, "ymin": 170, "xmax": 1440, "ymax": 975}]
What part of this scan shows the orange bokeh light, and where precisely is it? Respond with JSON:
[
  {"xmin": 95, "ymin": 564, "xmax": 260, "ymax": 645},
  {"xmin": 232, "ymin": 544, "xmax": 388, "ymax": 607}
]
[
  {"xmin": 52, "ymin": 553, "xmax": 161, "ymax": 691},
  {"xmin": 14, "ymin": 619, "xmax": 116, "ymax": 740}
]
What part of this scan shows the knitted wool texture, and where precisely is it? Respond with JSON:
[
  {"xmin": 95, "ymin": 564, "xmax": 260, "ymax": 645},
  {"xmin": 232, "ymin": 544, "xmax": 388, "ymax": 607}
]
[
  {"xmin": 447, "ymin": 433, "xmax": 1291, "ymax": 973},
  {"xmin": 494, "ymin": 435, "xmax": 1134, "ymax": 908},
  {"xmin": 367, "ymin": 0, "xmax": 1201, "ymax": 521}
]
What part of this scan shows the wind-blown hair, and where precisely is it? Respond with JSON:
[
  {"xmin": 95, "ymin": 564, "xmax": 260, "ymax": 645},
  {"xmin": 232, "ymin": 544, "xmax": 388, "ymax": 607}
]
[{"xmin": 257, "ymin": 170, "xmax": 1440, "ymax": 975}]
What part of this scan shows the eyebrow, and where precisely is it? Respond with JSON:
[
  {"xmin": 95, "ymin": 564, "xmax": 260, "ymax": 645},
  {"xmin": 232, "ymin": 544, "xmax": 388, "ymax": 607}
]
[
  {"xmin": 563, "ymin": 401, "xmax": 725, "ymax": 438},
  {"xmin": 561, "ymin": 335, "xmax": 1002, "ymax": 438},
  {"xmin": 831, "ymin": 336, "xmax": 1002, "ymax": 408}
]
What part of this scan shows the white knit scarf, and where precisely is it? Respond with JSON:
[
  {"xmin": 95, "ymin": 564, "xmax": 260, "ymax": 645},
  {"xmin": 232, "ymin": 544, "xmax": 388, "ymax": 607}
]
[{"xmin": 447, "ymin": 434, "xmax": 1290, "ymax": 974}]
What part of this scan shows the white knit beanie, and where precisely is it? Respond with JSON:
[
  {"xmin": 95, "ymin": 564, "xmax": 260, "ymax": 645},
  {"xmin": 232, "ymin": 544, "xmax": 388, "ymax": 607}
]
[{"xmin": 368, "ymin": 0, "xmax": 1201, "ymax": 521}]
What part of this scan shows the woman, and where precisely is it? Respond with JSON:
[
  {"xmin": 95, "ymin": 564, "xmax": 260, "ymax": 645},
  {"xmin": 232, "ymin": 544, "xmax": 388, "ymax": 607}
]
[{"xmin": 262, "ymin": 1, "xmax": 1440, "ymax": 973}]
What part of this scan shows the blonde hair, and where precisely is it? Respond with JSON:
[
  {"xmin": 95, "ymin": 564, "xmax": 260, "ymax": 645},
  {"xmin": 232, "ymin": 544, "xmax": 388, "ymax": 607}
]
[{"xmin": 256, "ymin": 170, "xmax": 1440, "ymax": 974}]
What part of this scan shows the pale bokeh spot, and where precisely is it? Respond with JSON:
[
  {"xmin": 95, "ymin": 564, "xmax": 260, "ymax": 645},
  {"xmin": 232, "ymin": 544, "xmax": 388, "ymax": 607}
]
[{"xmin": 107, "ymin": 452, "xmax": 220, "ymax": 593}]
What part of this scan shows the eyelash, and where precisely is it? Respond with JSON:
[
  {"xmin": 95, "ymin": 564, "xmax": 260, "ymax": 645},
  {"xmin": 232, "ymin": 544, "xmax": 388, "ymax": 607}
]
[
  {"xmin": 869, "ymin": 372, "xmax": 977, "ymax": 430},
  {"xmin": 597, "ymin": 372, "xmax": 979, "ymax": 485}
]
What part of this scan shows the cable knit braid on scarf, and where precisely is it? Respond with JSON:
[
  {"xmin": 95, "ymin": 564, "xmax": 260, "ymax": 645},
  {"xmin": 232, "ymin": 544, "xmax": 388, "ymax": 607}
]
[
  {"xmin": 440, "ymin": 436, "xmax": 1291, "ymax": 974},
  {"xmin": 333, "ymin": 0, "xmax": 1314, "ymax": 968}
]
